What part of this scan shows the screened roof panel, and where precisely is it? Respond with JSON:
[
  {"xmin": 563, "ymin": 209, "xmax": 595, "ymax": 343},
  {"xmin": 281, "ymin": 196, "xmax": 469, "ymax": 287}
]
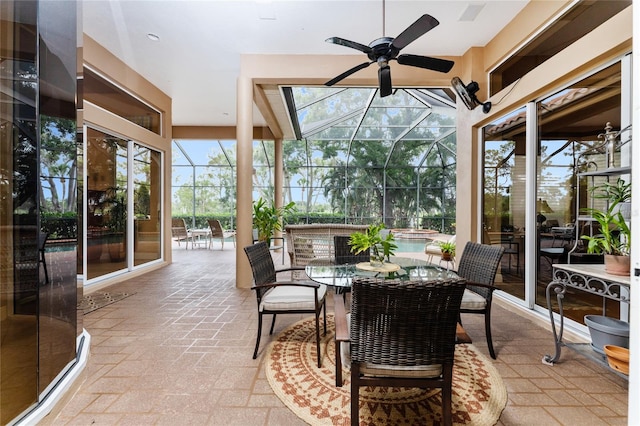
[
  {"xmin": 361, "ymin": 107, "xmax": 428, "ymax": 128},
  {"xmin": 288, "ymin": 86, "xmax": 457, "ymax": 170},
  {"xmin": 311, "ymin": 126, "xmax": 357, "ymax": 141},
  {"xmin": 308, "ymin": 140, "xmax": 350, "ymax": 165},
  {"xmin": 388, "ymin": 140, "xmax": 433, "ymax": 167},
  {"xmin": 354, "ymin": 125, "xmax": 407, "ymax": 141},
  {"xmin": 369, "ymin": 89, "xmax": 423, "ymax": 107},
  {"xmin": 173, "ymin": 140, "xmax": 235, "ymax": 167}
]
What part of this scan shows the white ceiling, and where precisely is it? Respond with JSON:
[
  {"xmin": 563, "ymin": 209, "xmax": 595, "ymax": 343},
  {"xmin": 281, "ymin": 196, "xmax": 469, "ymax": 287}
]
[{"xmin": 82, "ymin": 0, "xmax": 529, "ymax": 128}]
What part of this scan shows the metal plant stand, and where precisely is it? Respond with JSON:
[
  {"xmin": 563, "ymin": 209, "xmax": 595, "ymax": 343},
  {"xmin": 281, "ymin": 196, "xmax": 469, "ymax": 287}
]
[{"xmin": 542, "ymin": 263, "xmax": 630, "ymax": 368}]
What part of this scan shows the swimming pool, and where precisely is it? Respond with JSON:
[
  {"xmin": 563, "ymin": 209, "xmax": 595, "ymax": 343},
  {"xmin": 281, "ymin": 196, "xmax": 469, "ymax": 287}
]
[{"xmin": 394, "ymin": 239, "xmax": 429, "ymax": 253}]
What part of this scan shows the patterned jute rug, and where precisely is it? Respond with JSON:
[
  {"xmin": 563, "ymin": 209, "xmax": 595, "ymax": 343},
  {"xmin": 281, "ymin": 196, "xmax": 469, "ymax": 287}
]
[
  {"xmin": 78, "ymin": 292, "xmax": 135, "ymax": 314},
  {"xmin": 265, "ymin": 315, "xmax": 507, "ymax": 426}
]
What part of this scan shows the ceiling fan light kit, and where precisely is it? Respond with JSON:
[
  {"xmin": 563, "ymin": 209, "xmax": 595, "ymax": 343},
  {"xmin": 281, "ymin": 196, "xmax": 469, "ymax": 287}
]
[
  {"xmin": 324, "ymin": 12, "xmax": 454, "ymax": 97},
  {"xmin": 451, "ymin": 76, "xmax": 492, "ymax": 113}
]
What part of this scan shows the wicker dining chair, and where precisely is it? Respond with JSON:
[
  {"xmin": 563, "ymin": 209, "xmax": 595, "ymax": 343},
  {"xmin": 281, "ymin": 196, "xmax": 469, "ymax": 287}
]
[
  {"xmin": 333, "ymin": 235, "xmax": 369, "ymax": 265},
  {"xmin": 336, "ymin": 276, "xmax": 466, "ymax": 426},
  {"xmin": 244, "ymin": 242, "xmax": 327, "ymax": 367},
  {"xmin": 456, "ymin": 241, "xmax": 505, "ymax": 359}
]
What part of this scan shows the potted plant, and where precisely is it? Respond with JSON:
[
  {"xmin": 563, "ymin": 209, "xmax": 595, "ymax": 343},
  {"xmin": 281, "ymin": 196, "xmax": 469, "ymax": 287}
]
[
  {"xmin": 439, "ymin": 240, "xmax": 456, "ymax": 261},
  {"xmin": 348, "ymin": 223, "xmax": 397, "ymax": 266},
  {"xmin": 580, "ymin": 178, "xmax": 631, "ymax": 276},
  {"xmin": 252, "ymin": 197, "xmax": 296, "ymax": 245}
]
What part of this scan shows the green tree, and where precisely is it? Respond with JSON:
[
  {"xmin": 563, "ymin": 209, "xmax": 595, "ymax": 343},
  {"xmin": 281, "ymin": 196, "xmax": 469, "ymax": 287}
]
[{"xmin": 40, "ymin": 116, "xmax": 77, "ymax": 213}]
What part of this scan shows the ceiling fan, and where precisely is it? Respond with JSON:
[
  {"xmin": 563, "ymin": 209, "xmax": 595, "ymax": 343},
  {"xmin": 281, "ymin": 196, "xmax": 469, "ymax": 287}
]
[{"xmin": 324, "ymin": 4, "xmax": 454, "ymax": 97}]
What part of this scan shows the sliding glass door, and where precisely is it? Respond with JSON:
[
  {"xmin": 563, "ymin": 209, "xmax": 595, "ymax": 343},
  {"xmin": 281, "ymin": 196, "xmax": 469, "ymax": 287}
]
[
  {"xmin": 84, "ymin": 127, "xmax": 162, "ymax": 281},
  {"xmin": 481, "ymin": 58, "xmax": 628, "ymax": 320}
]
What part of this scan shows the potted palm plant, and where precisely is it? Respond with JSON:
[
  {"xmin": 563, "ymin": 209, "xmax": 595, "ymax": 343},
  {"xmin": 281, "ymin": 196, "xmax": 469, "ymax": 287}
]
[
  {"xmin": 581, "ymin": 178, "xmax": 631, "ymax": 276},
  {"xmin": 348, "ymin": 223, "xmax": 397, "ymax": 266},
  {"xmin": 252, "ymin": 197, "xmax": 296, "ymax": 245}
]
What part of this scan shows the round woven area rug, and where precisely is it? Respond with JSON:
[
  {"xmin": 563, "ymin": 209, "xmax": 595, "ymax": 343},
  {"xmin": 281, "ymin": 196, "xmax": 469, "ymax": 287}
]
[{"xmin": 265, "ymin": 315, "xmax": 507, "ymax": 426}]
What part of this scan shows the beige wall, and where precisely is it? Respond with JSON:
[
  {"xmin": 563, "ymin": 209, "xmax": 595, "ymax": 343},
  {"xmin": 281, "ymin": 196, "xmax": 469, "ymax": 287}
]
[{"xmin": 82, "ymin": 35, "xmax": 173, "ymax": 284}]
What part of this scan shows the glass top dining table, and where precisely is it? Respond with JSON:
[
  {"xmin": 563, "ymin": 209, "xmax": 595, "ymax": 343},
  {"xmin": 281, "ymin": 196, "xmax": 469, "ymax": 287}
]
[{"xmin": 305, "ymin": 256, "xmax": 459, "ymax": 289}]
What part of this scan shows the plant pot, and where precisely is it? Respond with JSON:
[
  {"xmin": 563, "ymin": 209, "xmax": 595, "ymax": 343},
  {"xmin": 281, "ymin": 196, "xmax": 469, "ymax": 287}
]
[
  {"xmin": 604, "ymin": 254, "xmax": 630, "ymax": 276},
  {"xmin": 87, "ymin": 243, "xmax": 103, "ymax": 261},
  {"xmin": 109, "ymin": 242, "xmax": 126, "ymax": 262},
  {"xmin": 603, "ymin": 345, "xmax": 629, "ymax": 375},
  {"xmin": 441, "ymin": 252, "xmax": 452, "ymax": 261},
  {"xmin": 584, "ymin": 315, "xmax": 629, "ymax": 355}
]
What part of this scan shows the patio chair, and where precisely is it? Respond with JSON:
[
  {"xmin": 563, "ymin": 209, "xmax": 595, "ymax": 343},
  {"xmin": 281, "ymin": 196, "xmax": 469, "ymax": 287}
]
[
  {"xmin": 171, "ymin": 218, "xmax": 194, "ymax": 249},
  {"xmin": 456, "ymin": 241, "xmax": 505, "ymax": 359},
  {"xmin": 334, "ymin": 235, "xmax": 369, "ymax": 265},
  {"xmin": 252, "ymin": 229, "xmax": 285, "ymax": 265},
  {"xmin": 207, "ymin": 219, "xmax": 236, "ymax": 250},
  {"xmin": 244, "ymin": 241, "xmax": 327, "ymax": 367},
  {"xmin": 424, "ymin": 235, "xmax": 456, "ymax": 268},
  {"xmin": 335, "ymin": 276, "xmax": 466, "ymax": 425}
]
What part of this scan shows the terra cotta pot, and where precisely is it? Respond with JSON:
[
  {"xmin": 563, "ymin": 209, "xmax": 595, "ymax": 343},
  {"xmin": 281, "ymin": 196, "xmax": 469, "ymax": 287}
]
[{"xmin": 604, "ymin": 254, "xmax": 630, "ymax": 276}]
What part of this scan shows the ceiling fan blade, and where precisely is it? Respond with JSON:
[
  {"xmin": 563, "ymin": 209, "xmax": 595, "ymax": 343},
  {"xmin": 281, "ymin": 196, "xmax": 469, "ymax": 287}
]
[
  {"xmin": 391, "ymin": 14, "xmax": 439, "ymax": 51},
  {"xmin": 325, "ymin": 61, "xmax": 373, "ymax": 86},
  {"xmin": 397, "ymin": 54, "xmax": 454, "ymax": 73},
  {"xmin": 378, "ymin": 66, "xmax": 392, "ymax": 97},
  {"xmin": 325, "ymin": 37, "xmax": 373, "ymax": 54}
]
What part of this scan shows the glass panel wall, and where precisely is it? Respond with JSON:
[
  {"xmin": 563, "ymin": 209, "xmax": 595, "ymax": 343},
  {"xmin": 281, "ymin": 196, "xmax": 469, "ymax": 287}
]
[
  {"xmin": 483, "ymin": 61, "xmax": 626, "ymax": 315},
  {"xmin": 84, "ymin": 130, "xmax": 163, "ymax": 279},
  {"xmin": 171, "ymin": 87, "xmax": 457, "ymax": 242},
  {"xmin": 490, "ymin": 1, "xmax": 630, "ymax": 95},
  {"xmin": 84, "ymin": 68, "xmax": 162, "ymax": 135},
  {"xmin": 86, "ymin": 129, "xmax": 128, "ymax": 279},
  {"xmin": 483, "ymin": 106, "xmax": 527, "ymax": 299},
  {"xmin": 172, "ymin": 140, "xmax": 237, "ymax": 229},
  {"xmin": 133, "ymin": 144, "xmax": 161, "ymax": 266},
  {"xmin": 1, "ymin": 8, "xmax": 40, "ymax": 420},
  {"xmin": 1, "ymin": 0, "xmax": 78, "ymax": 421},
  {"xmin": 536, "ymin": 62, "xmax": 623, "ymax": 323}
]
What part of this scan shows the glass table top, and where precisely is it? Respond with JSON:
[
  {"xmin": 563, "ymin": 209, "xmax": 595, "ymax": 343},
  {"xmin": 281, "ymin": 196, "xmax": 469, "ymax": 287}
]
[{"xmin": 305, "ymin": 256, "xmax": 459, "ymax": 288}]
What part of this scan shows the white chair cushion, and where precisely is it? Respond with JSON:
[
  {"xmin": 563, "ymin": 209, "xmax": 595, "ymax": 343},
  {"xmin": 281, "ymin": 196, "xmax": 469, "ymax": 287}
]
[
  {"xmin": 460, "ymin": 288, "xmax": 487, "ymax": 310},
  {"xmin": 260, "ymin": 284, "xmax": 327, "ymax": 311},
  {"xmin": 424, "ymin": 244, "xmax": 442, "ymax": 256},
  {"xmin": 339, "ymin": 313, "xmax": 443, "ymax": 378}
]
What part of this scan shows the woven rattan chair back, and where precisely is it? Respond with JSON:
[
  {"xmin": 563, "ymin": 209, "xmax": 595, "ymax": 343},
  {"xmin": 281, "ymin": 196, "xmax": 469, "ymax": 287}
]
[
  {"xmin": 456, "ymin": 241, "xmax": 504, "ymax": 359},
  {"xmin": 348, "ymin": 276, "xmax": 466, "ymax": 426},
  {"xmin": 456, "ymin": 241, "xmax": 504, "ymax": 299},
  {"xmin": 350, "ymin": 277, "xmax": 466, "ymax": 365},
  {"xmin": 244, "ymin": 241, "xmax": 327, "ymax": 366},
  {"xmin": 244, "ymin": 241, "xmax": 277, "ymax": 288},
  {"xmin": 334, "ymin": 235, "xmax": 369, "ymax": 265}
]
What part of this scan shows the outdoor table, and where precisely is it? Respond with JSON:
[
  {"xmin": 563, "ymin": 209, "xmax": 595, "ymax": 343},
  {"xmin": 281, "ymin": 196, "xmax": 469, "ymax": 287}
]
[
  {"xmin": 306, "ymin": 256, "xmax": 464, "ymax": 386},
  {"xmin": 305, "ymin": 256, "xmax": 459, "ymax": 290},
  {"xmin": 190, "ymin": 228, "xmax": 211, "ymax": 248}
]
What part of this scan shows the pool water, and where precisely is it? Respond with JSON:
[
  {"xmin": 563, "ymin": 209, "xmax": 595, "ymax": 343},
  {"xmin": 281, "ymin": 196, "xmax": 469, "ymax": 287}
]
[{"xmin": 393, "ymin": 239, "xmax": 428, "ymax": 253}]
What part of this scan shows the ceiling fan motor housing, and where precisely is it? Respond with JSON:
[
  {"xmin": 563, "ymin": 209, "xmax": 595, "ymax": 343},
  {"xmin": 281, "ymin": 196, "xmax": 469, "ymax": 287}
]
[{"xmin": 368, "ymin": 37, "xmax": 399, "ymax": 62}]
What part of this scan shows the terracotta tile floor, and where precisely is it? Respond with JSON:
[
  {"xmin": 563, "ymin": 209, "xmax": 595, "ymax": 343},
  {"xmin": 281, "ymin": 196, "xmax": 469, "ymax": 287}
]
[{"xmin": 42, "ymin": 243, "xmax": 628, "ymax": 425}]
